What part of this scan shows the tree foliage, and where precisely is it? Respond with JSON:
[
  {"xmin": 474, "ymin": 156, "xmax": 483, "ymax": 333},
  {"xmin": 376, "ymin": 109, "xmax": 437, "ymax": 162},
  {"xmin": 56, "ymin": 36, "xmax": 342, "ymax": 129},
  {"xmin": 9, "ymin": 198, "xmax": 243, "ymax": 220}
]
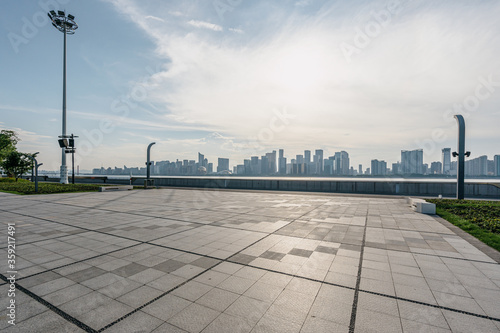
[
  {"xmin": 0, "ymin": 130, "xmax": 19, "ymax": 162},
  {"xmin": 1, "ymin": 151, "xmax": 34, "ymax": 181}
]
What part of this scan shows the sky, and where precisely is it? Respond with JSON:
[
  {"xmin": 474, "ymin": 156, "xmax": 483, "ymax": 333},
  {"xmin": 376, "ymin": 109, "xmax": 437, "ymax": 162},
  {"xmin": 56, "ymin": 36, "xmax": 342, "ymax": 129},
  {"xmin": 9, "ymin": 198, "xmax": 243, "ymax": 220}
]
[{"xmin": 1, "ymin": 0, "xmax": 499, "ymax": 172}]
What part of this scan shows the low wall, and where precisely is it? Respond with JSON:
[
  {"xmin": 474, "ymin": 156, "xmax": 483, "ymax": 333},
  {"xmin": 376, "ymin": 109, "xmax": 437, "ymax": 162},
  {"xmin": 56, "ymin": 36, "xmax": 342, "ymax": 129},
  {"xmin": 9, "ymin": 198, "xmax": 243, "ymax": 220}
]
[
  {"xmin": 35, "ymin": 176, "xmax": 500, "ymax": 198},
  {"xmin": 142, "ymin": 177, "xmax": 500, "ymax": 198}
]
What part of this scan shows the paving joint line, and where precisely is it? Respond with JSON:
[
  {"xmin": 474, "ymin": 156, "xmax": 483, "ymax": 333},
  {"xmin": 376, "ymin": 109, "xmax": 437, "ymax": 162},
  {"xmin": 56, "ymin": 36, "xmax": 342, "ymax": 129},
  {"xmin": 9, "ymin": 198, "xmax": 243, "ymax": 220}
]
[
  {"xmin": 13, "ymin": 199, "xmax": 284, "ymax": 237},
  {"xmin": 357, "ymin": 287, "xmax": 500, "ymax": 322},
  {"xmin": 0, "ymin": 273, "xmax": 97, "ymax": 333},
  {"xmin": 348, "ymin": 207, "xmax": 369, "ymax": 333},
  {"xmin": 5, "ymin": 198, "xmax": 500, "ymax": 329},
  {"xmin": 98, "ymin": 202, "xmax": 327, "ymax": 332}
]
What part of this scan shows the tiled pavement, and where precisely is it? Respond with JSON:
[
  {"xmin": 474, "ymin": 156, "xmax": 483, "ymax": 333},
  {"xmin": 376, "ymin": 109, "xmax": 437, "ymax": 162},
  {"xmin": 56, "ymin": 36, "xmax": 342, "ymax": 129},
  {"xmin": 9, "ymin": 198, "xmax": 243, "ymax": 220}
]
[{"xmin": 0, "ymin": 189, "xmax": 499, "ymax": 332}]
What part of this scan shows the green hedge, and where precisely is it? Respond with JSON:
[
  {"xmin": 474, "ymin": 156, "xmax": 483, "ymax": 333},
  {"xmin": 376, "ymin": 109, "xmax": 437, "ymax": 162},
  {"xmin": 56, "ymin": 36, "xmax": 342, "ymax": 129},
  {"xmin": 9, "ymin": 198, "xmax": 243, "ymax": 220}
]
[{"xmin": 0, "ymin": 180, "xmax": 104, "ymax": 194}]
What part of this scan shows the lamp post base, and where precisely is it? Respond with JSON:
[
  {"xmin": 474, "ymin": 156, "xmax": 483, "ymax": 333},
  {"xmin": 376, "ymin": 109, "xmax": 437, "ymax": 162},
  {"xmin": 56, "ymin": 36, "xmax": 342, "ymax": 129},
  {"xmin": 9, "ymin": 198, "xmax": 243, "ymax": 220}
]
[{"xmin": 60, "ymin": 165, "xmax": 68, "ymax": 184}]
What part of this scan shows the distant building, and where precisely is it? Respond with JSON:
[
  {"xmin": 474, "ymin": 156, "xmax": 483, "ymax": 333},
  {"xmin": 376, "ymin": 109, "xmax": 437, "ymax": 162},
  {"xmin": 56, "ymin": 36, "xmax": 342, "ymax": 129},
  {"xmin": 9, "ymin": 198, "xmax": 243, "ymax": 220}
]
[
  {"xmin": 430, "ymin": 161, "xmax": 442, "ymax": 174},
  {"xmin": 324, "ymin": 157, "xmax": 334, "ymax": 175},
  {"xmin": 266, "ymin": 151, "xmax": 277, "ymax": 174},
  {"xmin": 244, "ymin": 159, "xmax": 251, "ymax": 175},
  {"xmin": 358, "ymin": 164, "xmax": 362, "ymax": 175},
  {"xmin": 315, "ymin": 149, "xmax": 324, "ymax": 174},
  {"xmin": 278, "ymin": 149, "xmax": 286, "ymax": 174},
  {"xmin": 495, "ymin": 155, "xmax": 500, "ymax": 176},
  {"xmin": 236, "ymin": 165, "xmax": 245, "ymax": 174},
  {"xmin": 250, "ymin": 156, "xmax": 260, "ymax": 175},
  {"xmin": 371, "ymin": 159, "xmax": 387, "ymax": 176},
  {"xmin": 217, "ymin": 158, "xmax": 229, "ymax": 173},
  {"xmin": 401, "ymin": 149, "xmax": 424, "ymax": 174},
  {"xmin": 465, "ymin": 155, "xmax": 488, "ymax": 176},
  {"xmin": 198, "ymin": 152, "xmax": 205, "ymax": 167},
  {"xmin": 442, "ymin": 148, "xmax": 451, "ymax": 175},
  {"xmin": 304, "ymin": 150, "xmax": 311, "ymax": 164},
  {"xmin": 392, "ymin": 162, "xmax": 400, "ymax": 175},
  {"xmin": 261, "ymin": 155, "xmax": 269, "ymax": 175},
  {"xmin": 337, "ymin": 151, "xmax": 349, "ymax": 175}
]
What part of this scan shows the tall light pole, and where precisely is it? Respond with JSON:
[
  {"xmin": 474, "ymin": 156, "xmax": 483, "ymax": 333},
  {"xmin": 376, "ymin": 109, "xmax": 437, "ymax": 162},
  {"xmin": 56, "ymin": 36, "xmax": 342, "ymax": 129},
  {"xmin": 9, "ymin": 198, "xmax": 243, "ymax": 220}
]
[{"xmin": 48, "ymin": 10, "xmax": 78, "ymax": 184}]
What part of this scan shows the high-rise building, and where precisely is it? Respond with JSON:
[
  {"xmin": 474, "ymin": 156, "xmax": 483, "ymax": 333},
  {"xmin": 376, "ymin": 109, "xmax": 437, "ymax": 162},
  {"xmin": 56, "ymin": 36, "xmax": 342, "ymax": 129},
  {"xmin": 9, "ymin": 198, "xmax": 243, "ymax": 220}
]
[
  {"xmin": 304, "ymin": 150, "xmax": 311, "ymax": 164},
  {"xmin": 261, "ymin": 155, "xmax": 269, "ymax": 175},
  {"xmin": 250, "ymin": 156, "xmax": 259, "ymax": 175},
  {"xmin": 244, "ymin": 159, "xmax": 251, "ymax": 174},
  {"xmin": 359, "ymin": 164, "xmax": 362, "ymax": 175},
  {"xmin": 278, "ymin": 149, "xmax": 286, "ymax": 174},
  {"xmin": 392, "ymin": 162, "xmax": 400, "ymax": 175},
  {"xmin": 315, "ymin": 149, "xmax": 324, "ymax": 174},
  {"xmin": 401, "ymin": 149, "xmax": 424, "ymax": 174},
  {"xmin": 334, "ymin": 152, "xmax": 341, "ymax": 175},
  {"xmin": 442, "ymin": 148, "xmax": 451, "ymax": 175},
  {"xmin": 430, "ymin": 161, "xmax": 442, "ymax": 174},
  {"xmin": 465, "ymin": 155, "xmax": 488, "ymax": 176},
  {"xmin": 266, "ymin": 151, "xmax": 277, "ymax": 174},
  {"xmin": 495, "ymin": 155, "xmax": 500, "ymax": 176},
  {"xmin": 198, "ymin": 152, "xmax": 204, "ymax": 167},
  {"xmin": 339, "ymin": 151, "xmax": 349, "ymax": 175},
  {"xmin": 324, "ymin": 157, "xmax": 334, "ymax": 175},
  {"xmin": 217, "ymin": 158, "xmax": 229, "ymax": 173},
  {"xmin": 371, "ymin": 159, "xmax": 387, "ymax": 176}
]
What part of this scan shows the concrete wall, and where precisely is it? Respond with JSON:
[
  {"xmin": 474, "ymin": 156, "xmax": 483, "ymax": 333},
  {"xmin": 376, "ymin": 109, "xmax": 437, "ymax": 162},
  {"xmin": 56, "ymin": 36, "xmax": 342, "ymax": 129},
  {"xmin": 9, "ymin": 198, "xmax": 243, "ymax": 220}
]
[
  {"xmin": 147, "ymin": 177, "xmax": 499, "ymax": 198},
  {"xmin": 36, "ymin": 176, "xmax": 500, "ymax": 198}
]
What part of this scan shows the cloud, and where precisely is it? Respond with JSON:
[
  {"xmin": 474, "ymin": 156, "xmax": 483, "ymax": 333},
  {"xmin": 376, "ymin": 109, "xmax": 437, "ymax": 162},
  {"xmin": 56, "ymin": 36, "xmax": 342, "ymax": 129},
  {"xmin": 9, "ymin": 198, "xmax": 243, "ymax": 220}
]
[
  {"xmin": 105, "ymin": 0, "xmax": 500, "ymax": 166},
  {"xmin": 229, "ymin": 28, "xmax": 244, "ymax": 34},
  {"xmin": 187, "ymin": 20, "xmax": 223, "ymax": 31},
  {"xmin": 145, "ymin": 15, "xmax": 164, "ymax": 22}
]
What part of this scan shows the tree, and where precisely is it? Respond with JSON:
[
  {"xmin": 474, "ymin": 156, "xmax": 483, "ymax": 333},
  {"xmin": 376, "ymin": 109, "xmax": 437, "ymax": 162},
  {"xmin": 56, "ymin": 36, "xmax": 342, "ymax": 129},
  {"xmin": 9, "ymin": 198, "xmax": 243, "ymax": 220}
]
[
  {"xmin": 0, "ymin": 151, "xmax": 33, "ymax": 181},
  {"xmin": 0, "ymin": 130, "xmax": 19, "ymax": 162}
]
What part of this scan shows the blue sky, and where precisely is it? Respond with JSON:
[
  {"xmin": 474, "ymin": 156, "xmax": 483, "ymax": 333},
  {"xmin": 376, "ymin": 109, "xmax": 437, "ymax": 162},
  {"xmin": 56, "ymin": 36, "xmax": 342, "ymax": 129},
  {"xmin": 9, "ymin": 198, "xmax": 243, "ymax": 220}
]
[{"xmin": 1, "ymin": 0, "xmax": 499, "ymax": 172}]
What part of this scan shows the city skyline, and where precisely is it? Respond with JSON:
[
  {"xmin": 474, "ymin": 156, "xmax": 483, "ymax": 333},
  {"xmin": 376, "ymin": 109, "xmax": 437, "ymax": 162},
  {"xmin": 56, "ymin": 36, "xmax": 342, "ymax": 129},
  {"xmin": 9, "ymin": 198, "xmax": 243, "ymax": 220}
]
[
  {"xmin": 90, "ymin": 146, "xmax": 500, "ymax": 177},
  {"xmin": 1, "ymin": 1, "xmax": 500, "ymax": 172}
]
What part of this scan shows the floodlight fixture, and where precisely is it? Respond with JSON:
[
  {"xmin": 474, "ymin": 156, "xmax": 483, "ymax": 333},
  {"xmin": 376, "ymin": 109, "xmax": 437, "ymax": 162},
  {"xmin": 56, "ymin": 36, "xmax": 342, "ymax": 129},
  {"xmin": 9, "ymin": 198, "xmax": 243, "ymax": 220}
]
[
  {"xmin": 49, "ymin": 10, "xmax": 78, "ymax": 184},
  {"xmin": 49, "ymin": 11, "xmax": 78, "ymax": 34},
  {"xmin": 58, "ymin": 139, "xmax": 69, "ymax": 148}
]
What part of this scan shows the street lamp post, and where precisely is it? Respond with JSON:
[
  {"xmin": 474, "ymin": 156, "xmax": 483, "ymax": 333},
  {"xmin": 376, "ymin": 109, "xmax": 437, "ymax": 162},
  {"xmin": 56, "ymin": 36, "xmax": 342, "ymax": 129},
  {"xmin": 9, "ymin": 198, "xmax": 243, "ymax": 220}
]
[
  {"xmin": 146, "ymin": 142, "xmax": 156, "ymax": 187},
  {"xmin": 66, "ymin": 134, "xmax": 78, "ymax": 184},
  {"xmin": 453, "ymin": 115, "xmax": 471, "ymax": 200},
  {"xmin": 29, "ymin": 155, "xmax": 43, "ymax": 193},
  {"xmin": 48, "ymin": 10, "xmax": 78, "ymax": 184}
]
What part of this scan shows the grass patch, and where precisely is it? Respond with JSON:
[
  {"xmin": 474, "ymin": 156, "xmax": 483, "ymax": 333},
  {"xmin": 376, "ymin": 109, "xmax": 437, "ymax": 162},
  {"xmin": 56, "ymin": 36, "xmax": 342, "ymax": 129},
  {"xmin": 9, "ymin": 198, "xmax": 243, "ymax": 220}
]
[
  {"xmin": 428, "ymin": 199, "xmax": 500, "ymax": 252},
  {"xmin": 0, "ymin": 180, "xmax": 106, "ymax": 195}
]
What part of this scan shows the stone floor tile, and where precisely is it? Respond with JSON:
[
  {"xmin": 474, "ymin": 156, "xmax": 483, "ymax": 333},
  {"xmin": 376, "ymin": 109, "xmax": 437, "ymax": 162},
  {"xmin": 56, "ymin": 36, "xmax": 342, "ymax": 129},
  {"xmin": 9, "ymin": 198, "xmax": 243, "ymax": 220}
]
[
  {"xmin": 168, "ymin": 303, "xmax": 220, "ymax": 333},
  {"xmin": 354, "ymin": 308, "xmax": 403, "ymax": 333},
  {"xmin": 251, "ymin": 313, "xmax": 301, "ymax": 333},
  {"xmin": 172, "ymin": 280, "xmax": 213, "ymax": 302},
  {"xmin": 201, "ymin": 313, "xmax": 253, "ymax": 333},
  {"xmin": 196, "ymin": 287, "xmax": 240, "ymax": 312},
  {"xmin": 142, "ymin": 294, "xmax": 192, "ymax": 321},
  {"xmin": 105, "ymin": 311, "xmax": 164, "ymax": 333},
  {"xmin": 300, "ymin": 316, "xmax": 349, "ymax": 333}
]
